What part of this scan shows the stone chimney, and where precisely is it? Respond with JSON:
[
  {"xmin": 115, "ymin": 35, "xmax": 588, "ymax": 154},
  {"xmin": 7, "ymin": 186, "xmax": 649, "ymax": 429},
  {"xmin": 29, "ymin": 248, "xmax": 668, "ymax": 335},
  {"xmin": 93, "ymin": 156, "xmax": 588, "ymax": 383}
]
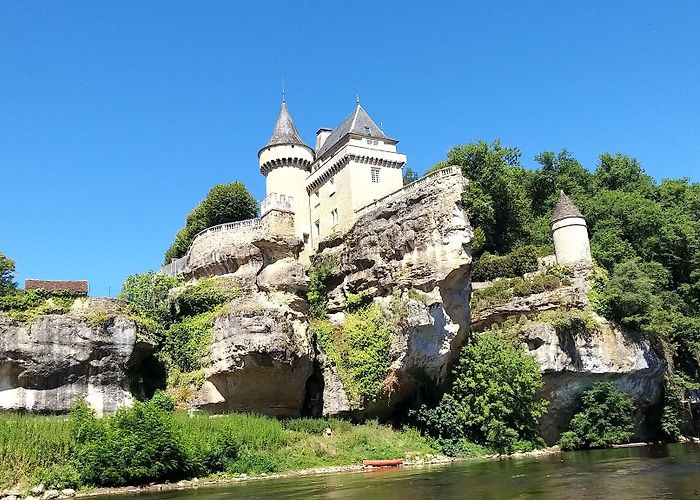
[{"xmin": 316, "ymin": 128, "xmax": 332, "ymax": 152}]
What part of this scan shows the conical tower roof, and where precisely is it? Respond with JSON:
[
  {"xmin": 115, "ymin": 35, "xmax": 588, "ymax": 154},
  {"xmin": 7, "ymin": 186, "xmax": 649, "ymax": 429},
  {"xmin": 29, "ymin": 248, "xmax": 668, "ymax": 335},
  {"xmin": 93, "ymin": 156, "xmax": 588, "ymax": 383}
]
[
  {"xmin": 551, "ymin": 190, "xmax": 584, "ymax": 224},
  {"xmin": 262, "ymin": 101, "xmax": 308, "ymax": 151}
]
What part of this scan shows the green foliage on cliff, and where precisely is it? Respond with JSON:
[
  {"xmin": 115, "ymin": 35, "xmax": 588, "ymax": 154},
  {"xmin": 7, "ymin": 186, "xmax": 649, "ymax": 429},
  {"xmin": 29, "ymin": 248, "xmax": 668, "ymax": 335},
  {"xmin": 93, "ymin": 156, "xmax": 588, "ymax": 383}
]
[
  {"xmin": 307, "ymin": 258, "xmax": 337, "ymax": 319},
  {"xmin": 314, "ymin": 301, "xmax": 392, "ymax": 405},
  {"xmin": 470, "ymin": 272, "xmax": 566, "ymax": 313},
  {"xmin": 119, "ymin": 273, "xmax": 237, "ymax": 397},
  {"xmin": 414, "ymin": 332, "xmax": 547, "ymax": 453},
  {"xmin": 558, "ymin": 381, "xmax": 635, "ymax": 450},
  {"xmin": 471, "ymin": 245, "xmax": 539, "ymax": 281},
  {"xmin": 444, "ymin": 139, "xmax": 700, "ymax": 435},
  {"xmin": 163, "ymin": 181, "xmax": 259, "ymax": 264}
]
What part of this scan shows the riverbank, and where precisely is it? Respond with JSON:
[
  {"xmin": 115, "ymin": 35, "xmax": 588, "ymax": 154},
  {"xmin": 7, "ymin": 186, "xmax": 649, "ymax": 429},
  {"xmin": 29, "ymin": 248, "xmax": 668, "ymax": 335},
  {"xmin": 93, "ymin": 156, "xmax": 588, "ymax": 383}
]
[
  {"xmin": 0, "ymin": 409, "xmax": 441, "ymax": 496},
  {"xmin": 76, "ymin": 446, "xmax": 564, "ymax": 499}
]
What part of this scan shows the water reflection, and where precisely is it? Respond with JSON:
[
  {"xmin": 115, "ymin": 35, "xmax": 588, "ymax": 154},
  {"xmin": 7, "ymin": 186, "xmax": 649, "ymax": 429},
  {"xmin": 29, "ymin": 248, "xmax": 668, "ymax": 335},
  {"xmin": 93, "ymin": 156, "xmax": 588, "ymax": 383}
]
[{"xmin": 99, "ymin": 444, "xmax": 700, "ymax": 499}]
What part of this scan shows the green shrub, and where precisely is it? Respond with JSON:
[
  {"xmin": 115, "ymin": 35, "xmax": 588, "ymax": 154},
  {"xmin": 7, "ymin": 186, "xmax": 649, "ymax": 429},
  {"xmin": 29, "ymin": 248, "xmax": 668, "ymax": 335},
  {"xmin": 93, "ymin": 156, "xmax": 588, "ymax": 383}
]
[
  {"xmin": 161, "ymin": 308, "xmax": 222, "ymax": 373},
  {"xmin": 315, "ymin": 304, "xmax": 392, "ymax": 404},
  {"xmin": 283, "ymin": 418, "xmax": 332, "ymax": 435},
  {"xmin": 344, "ymin": 292, "xmax": 372, "ymax": 313},
  {"xmin": 512, "ymin": 274, "xmax": 561, "ymax": 297},
  {"xmin": 414, "ymin": 332, "xmax": 547, "ymax": 453},
  {"xmin": 36, "ymin": 463, "xmax": 81, "ymax": 490},
  {"xmin": 471, "ymin": 245, "xmax": 539, "ymax": 282},
  {"xmin": 308, "ymin": 259, "xmax": 337, "ymax": 319},
  {"xmin": 470, "ymin": 280, "xmax": 513, "ymax": 312},
  {"xmin": 72, "ymin": 398, "xmax": 188, "ymax": 486},
  {"xmin": 558, "ymin": 381, "xmax": 635, "ymax": 450},
  {"xmin": 661, "ymin": 373, "xmax": 699, "ymax": 439},
  {"xmin": 172, "ymin": 278, "xmax": 237, "ymax": 317}
]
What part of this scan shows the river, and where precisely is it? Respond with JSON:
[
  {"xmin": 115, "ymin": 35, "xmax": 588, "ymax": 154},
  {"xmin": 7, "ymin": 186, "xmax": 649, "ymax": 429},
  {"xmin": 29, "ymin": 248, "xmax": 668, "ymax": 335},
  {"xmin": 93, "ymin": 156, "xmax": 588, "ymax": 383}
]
[{"xmin": 100, "ymin": 444, "xmax": 700, "ymax": 499}]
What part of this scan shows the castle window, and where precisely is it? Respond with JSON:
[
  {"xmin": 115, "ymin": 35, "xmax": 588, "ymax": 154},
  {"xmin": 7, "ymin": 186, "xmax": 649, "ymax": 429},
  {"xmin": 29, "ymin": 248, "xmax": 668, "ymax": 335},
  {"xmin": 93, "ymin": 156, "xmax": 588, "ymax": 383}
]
[
  {"xmin": 311, "ymin": 190, "xmax": 320, "ymax": 207},
  {"xmin": 371, "ymin": 167, "xmax": 380, "ymax": 183},
  {"xmin": 314, "ymin": 220, "xmax": 320, "ymax": 237},
  {"xmin": 328, "ymin": 176, "xmax": 336, "ymax": 196},
  {"xmin": 331, "ymin": 209, "xmax": 338, "ymax": 226}
]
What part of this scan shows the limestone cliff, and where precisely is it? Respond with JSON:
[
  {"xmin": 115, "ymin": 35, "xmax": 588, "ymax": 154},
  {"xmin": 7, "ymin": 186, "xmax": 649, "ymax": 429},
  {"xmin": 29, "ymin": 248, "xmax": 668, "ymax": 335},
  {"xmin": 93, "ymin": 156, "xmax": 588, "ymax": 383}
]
[
  {"xmin": 0, "ymin": 299, "xmax": 151, "ymax": 415},
  {"xmin": 189, "ymin": 236, "xmax": 315, "ymax": 418},
  {"xmin": 472, "ymin": 272, "xmax": 666, "ymax": 444},
  {"xmin": 311, "ymin": 168, "xmax": 473, "ymax": 417}
]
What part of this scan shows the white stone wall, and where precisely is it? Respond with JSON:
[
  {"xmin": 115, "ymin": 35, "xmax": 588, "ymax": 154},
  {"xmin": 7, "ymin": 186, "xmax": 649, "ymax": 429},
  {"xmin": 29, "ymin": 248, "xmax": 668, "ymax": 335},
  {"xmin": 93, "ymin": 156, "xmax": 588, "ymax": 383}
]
[{"xmin": 552, "ymin": 216, "xmax": 592, "ymax": 267}]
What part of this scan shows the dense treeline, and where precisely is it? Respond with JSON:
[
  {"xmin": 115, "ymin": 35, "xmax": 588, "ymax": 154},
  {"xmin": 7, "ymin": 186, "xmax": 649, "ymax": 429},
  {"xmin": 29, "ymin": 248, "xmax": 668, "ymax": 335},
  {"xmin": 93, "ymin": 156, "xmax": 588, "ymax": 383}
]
[{"xmin": 431, "ymin": 140, "xmax": 700, "ymax": 440}]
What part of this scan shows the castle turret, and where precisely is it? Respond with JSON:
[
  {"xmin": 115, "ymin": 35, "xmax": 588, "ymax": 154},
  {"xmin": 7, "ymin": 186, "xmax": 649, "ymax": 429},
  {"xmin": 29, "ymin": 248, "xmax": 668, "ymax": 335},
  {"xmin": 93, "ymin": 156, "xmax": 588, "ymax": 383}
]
[
  {"xmin": 550, "ymin": 190, "xmax": 592, "ymax": 268},
  {"xmin": 258, "ymin": 101, "xmax": 314, "ymax": 241}
]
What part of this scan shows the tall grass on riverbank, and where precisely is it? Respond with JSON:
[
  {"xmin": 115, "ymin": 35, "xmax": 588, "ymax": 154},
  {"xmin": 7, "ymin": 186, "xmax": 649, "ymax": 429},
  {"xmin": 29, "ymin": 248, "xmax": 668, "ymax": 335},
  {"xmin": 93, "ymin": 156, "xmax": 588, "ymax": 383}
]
[
  {"xmin": 0, "ymin": 414, "xmax": 75, "ymax": 489},
  {"xmin": 0, "ymin": 405, "xmax": 438, "ymax": 491}
]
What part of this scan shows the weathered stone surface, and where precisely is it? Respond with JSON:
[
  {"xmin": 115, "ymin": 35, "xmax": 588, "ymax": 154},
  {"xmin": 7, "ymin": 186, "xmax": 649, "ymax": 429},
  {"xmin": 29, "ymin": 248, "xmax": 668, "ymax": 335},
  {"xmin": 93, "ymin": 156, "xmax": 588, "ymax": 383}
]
[
  {"xmin": 474, "ymin": 276, "xmax": 666, "ymax": 444},
  {"xmin": 193, "ymin": 294, "xmax": 314, "ymax": 417},
  {"xmin": 0, "ymin": 300, "xmax": 150, "ymax": 415},
  {"xmin": 314, "ymin": 168, "xmax": 473, "ymax": 416},
  {"xmin": 185, "ymin": 226, "xmax": 302, "ymax": 279},
  {"xmin": 525, "ymin": 314, "xmax": 665, "ymax": 444}
]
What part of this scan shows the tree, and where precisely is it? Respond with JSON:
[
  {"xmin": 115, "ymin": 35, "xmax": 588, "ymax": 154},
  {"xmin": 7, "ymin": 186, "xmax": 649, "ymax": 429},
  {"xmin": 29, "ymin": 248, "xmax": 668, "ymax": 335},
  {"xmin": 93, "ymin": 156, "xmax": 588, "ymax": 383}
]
[
  {"xmin": 164, "ymin": 181, "xmax": 258, "ymax": 263},
  {"xmin": 445, "ymin": 140, "xmax": 534, "ymax": 254},
  {"xmin": 403, "ymin": 167, "xmax": 420, "ymax": 185},
  {"xmin": 0, "ymin": 252, "xmax": 17, "ymax": 296},
  {"xmin": 558, "ymin": 381, "xmax": 635, "ymax": 450},
  {"xmin": 594, "ymin": 153, "xmax": 655, "ymax": 195},
  {"xmin": 415, "ymin": 332, "xmax": 547, "ymax": 452}
]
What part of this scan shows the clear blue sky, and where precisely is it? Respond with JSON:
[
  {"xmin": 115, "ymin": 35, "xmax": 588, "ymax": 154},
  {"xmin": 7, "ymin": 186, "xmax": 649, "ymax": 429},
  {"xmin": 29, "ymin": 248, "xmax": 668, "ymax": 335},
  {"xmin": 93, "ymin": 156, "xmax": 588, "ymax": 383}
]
[{"xmin": 1, "ymin": 1, "xmax": 699, "ymax": 297}]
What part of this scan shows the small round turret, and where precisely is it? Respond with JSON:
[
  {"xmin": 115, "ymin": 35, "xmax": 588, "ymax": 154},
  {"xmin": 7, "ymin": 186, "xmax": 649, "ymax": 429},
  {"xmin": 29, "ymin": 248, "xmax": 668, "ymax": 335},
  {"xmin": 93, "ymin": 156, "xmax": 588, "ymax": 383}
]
[
  {"xmin": 258, "ymin": 101, "xmax": 314, "ymax": 240},
  {"xmin": 550, "ymin": 190, "xmax": 592, "ymax": 268}
]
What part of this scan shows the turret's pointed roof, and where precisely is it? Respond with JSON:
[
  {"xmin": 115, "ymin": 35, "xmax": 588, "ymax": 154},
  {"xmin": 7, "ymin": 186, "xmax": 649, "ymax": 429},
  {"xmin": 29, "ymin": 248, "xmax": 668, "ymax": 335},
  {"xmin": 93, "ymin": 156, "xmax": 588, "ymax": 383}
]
[
  {"xmin": 316, "ymin": 103, "xmax": 395, "ymax": 158},
  {"xmin": 551, "ymin": 190, "xmax": 584, "ymax": 223},
  {"xmin": 263, "ymin": 101, "xmax": 307, "ymax": 149}
]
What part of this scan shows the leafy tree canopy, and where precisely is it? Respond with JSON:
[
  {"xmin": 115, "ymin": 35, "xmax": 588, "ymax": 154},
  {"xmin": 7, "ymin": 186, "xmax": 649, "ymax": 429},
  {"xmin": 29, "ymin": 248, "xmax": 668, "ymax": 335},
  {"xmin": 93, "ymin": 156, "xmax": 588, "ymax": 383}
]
[
  {"xmin": 0, "ymin": 252, "xmax": 17, "ymax": 296},
  {"xmin": 164, "ymin": 182, "xmax": 258, "ymax": 264},
  {"xmin": 414, "ymin": 332, "xmax": 547, "ymax": 453}
]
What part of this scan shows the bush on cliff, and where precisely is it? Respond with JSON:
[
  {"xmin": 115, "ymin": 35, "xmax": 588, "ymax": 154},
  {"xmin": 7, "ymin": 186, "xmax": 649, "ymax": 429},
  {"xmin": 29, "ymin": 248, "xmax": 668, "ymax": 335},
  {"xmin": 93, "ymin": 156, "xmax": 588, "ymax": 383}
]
[
  {"xmin": 163, "ymin": 181, "xmax": 258, "ymax": 263},
  {"xmin": 558, "ymin": 381, "xmax": 635, "ymax": 450},
  {"xmin": 471, "ymin": 245, "xmax": 539, "ymax": 282},
  {"xmin": 414, "ymin": 332, "xmax": 547, "ymax": 453},
  {"xmin": 314, "ymin": 302, "xmax": 392, "ymax": 405}
]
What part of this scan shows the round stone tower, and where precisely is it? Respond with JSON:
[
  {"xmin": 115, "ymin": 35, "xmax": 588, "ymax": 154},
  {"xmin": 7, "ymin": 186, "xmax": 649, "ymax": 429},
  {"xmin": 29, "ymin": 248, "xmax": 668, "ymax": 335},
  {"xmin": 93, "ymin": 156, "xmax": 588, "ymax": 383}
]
[
  {"xmin": 258, "ymin": 100, "xmax": 314, "ymax": 240},
  {"xmin": 550, "ymin": 190, "xmax": 592, "ymax": 268}
]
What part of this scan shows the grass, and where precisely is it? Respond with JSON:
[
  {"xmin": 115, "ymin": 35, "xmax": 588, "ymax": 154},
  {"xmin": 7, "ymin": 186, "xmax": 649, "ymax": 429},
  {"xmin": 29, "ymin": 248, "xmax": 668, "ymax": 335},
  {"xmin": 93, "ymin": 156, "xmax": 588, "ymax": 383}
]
[
  {"xmin": 0, "ymin": 412, "xmax": 439, "ymax": 491},
  {"xmin": 0, "ymin": 414, "xmax": 75, "ymax": 489}
]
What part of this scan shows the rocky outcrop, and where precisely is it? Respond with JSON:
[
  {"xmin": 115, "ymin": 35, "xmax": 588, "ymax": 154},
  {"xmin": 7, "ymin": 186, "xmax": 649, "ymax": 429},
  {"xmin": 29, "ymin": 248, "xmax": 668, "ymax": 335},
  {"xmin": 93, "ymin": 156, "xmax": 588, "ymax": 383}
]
[
  {"xmin": 194, "ymin": 295, "xmax": 314, "ymax": 417},
  {"xmin": 473, "ymin": 275, "xmax": 666, "ymax": 444},
  {"xmin": 186, "ymin": 227, "xmax": 315, "ymax": 417},
  {"xmin": 0, "ymin": 299, "xmax": 150, "ymax": 415},
  {"xmin": 312, "ymin": 168, "xmax": 473, "ymax": 416},
  {"xmin": 185, "ymin": 225, "xmax": 302, "ymax": 280}
]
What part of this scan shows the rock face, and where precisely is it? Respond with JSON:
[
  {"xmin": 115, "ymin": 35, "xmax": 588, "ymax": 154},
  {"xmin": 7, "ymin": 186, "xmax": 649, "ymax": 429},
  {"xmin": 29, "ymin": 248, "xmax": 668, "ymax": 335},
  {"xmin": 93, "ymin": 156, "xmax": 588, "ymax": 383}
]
[
  {"xmin": 194, "ymin": 295, "xmax": 314, "ymax": 417},
  {"xmin": 190, "ymin": 231, "xmax": 315, "ymax": 417},
  {"xmin": 312, "ymin": 168, "xmax": 473, "ymax": 416},
  {"xmin": 472, "ymin": 274, "xmax": 666, "ymax": 444},
  {"xmin": 0, "ymin": 300, "xmax": 149, "ymax": 415},
  {"xmin": 527, "ymin": 315, "xmax": 665, "ymax": 443}
]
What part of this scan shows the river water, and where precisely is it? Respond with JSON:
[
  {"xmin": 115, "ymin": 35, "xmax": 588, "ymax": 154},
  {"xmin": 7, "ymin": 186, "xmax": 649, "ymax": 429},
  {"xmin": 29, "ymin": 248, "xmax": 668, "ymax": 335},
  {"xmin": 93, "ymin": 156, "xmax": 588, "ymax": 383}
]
[{"xmin": 104, "ymin": 444, "xmax": 700, "ymax": 499}]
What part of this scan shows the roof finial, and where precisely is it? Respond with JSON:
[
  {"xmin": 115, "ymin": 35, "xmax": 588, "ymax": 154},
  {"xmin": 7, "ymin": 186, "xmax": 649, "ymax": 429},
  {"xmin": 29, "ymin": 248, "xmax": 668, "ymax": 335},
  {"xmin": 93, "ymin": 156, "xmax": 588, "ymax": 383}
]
[
  {"xmin": 356, "ymin": 94, "xmax": 360, "ymax": 105},
  {"xmin": 281, "ymin": 78, "xmax": 285, "ymax": 103}
]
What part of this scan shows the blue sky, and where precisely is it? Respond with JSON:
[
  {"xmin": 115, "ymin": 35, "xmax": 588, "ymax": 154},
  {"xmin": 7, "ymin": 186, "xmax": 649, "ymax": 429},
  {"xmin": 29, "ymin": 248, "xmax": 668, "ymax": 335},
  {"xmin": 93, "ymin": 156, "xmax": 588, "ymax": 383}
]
[{"xmin": 1, "ymin": 1, "xmax": 699, "ymax": 297}]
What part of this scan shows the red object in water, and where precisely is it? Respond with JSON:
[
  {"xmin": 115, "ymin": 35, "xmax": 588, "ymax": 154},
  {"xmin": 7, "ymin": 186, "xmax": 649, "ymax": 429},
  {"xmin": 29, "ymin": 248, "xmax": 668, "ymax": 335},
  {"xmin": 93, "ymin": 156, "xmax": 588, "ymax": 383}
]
[{"xmin": 362, "ymin": 459, "xmax": 404, "ymax": 468}]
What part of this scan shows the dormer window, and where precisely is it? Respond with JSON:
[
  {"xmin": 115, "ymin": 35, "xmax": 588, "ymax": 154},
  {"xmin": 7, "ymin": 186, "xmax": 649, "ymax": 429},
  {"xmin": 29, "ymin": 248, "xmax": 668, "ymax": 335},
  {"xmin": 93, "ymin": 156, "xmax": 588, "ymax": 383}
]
[{"xmin": 365, "ymin": 126, "xmax": 371, "ymax": 136}]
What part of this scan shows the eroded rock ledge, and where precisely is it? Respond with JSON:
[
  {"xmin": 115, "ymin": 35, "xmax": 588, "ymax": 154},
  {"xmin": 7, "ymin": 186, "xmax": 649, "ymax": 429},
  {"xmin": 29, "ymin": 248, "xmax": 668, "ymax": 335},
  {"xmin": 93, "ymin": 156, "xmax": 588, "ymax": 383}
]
[{"xmin": 0, "ymin": 299, "xmax": 150, "ymax": 415}]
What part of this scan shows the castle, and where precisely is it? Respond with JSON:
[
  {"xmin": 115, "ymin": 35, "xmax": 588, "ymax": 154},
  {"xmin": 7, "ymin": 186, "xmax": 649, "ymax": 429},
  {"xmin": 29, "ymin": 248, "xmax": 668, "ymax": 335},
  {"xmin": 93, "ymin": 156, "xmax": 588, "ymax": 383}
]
[
  {"xmin": 160, "ymin": 100, "xmax": 592, "ymax": 275},
  {"xmin": 259, "ymin": 98, "xmax": 407, "ymax": 254}
]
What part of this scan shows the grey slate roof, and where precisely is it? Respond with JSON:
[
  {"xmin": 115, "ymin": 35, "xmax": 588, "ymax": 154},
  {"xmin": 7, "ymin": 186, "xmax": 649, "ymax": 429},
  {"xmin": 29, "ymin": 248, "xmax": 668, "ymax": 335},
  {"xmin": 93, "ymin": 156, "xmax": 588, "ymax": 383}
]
[
  {"xmin": 551, "ymin": 190, "xmax": 584, "ymax": 223},
  {"xmin": 263, "ymin": 101, "xmax": 308, "ymax": 149},
  {"xmin": 316, "ymin": 104, "xmax": 394, "ymax": 158}
]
